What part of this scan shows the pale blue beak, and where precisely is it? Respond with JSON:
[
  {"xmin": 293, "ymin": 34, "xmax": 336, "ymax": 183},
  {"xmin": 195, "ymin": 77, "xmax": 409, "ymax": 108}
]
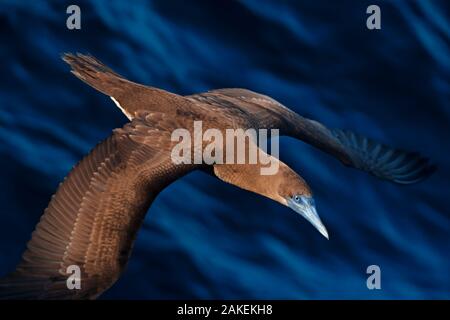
[{"xmin": 287, "ymin": 196, "xmax": 329, "ymax": 239}]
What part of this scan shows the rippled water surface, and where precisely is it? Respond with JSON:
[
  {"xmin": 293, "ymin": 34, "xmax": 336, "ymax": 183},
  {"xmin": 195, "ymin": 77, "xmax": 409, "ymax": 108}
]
[{"xmin": 0, "ymin": 0, "xmax": 448, "ymax": 299}]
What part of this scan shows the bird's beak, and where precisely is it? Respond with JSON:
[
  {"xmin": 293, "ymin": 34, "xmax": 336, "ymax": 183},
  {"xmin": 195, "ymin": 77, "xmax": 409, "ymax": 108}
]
[{"xmin": 286, "ymin": 196, "xmax": 329, "ymax": 239}]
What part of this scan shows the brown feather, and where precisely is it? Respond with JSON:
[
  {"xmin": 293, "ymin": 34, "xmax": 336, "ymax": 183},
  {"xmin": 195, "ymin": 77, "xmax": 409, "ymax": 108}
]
[{"xmin": 0, "ymin": 112, "xmax": 198, "ymax": 299}]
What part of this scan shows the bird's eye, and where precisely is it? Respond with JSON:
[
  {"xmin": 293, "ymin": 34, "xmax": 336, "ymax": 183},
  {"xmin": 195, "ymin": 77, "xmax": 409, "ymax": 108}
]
[{"xmin": 293, "ymin": 195, "xmax": 301, "ymax": 202}]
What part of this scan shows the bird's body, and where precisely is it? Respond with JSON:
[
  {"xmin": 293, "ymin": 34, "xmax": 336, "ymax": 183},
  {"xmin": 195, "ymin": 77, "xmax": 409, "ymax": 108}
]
[{"xmin": 0, "ymin": 54, "xmax": 435, "ymax": 299}]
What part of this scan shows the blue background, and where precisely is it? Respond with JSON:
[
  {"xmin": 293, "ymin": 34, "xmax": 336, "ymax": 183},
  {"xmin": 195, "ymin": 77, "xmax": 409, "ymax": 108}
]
[{"xmin": 0, "ymin": 0, "xmax": 448, "ymax": 299}]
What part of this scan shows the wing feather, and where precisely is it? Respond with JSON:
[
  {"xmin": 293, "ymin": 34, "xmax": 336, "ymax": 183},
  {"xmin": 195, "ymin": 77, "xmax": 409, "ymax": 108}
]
[
  {"xmin": 0, "ymin": 112, "xmax": 197, "ymax": 299},
  {"xmin": 197, "ymin": 88, "xmax": 435, "ymax": 184}
]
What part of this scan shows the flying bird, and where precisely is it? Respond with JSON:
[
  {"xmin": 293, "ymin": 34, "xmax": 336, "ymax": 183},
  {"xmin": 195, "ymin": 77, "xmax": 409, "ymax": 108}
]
[{"xmin": 0, "ymin": 54, "xmax": 435, "ymax": 299}]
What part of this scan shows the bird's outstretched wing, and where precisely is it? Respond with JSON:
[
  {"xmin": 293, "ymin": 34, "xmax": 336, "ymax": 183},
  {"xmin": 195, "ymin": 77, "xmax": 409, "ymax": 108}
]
[
  {"xmin": 62, "ymin": 53, "xmax": 192, "ymax": 120},
  {"xmin": 193, "ymin": 88, "xmax": 435, "ymax": 184},
  {"xmin": 0, "ymin": 112, "xmax": 197, "ymax": 299}
]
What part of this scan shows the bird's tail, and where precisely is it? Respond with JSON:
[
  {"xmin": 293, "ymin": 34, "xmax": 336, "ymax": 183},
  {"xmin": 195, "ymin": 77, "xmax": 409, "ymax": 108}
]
[{"xmin": 62, "ymin": 53, "xmax": 130, "ymax": 97}]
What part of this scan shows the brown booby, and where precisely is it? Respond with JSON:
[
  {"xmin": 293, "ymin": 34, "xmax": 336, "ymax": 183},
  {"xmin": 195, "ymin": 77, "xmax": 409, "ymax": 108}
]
[{"xmin": 0, "ymin": 54, "xmax": 435, "ymax": 299}]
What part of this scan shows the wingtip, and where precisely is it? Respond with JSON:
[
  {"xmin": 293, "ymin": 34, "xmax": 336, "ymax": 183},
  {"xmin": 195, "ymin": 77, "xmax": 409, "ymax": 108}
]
[
  {"xmin": 61, "ymin": 51, "xmax": 78, "ymax": 60},
  {"xmin": 331, "ymin": 129, "xmax": 436, "ymax": 185},
  {"xmin": 392, "ymin": 158, "xmax": 437, "ymax": 185},
  {"xmin": 61, "ymin": 52, "xmax": 93, "ymax": 65}
]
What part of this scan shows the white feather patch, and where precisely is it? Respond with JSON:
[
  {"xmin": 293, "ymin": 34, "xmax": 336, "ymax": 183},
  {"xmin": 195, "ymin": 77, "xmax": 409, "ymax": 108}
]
[{"xmin": 111, "ymin": 97, "xmax": 132, "ymax": 120}]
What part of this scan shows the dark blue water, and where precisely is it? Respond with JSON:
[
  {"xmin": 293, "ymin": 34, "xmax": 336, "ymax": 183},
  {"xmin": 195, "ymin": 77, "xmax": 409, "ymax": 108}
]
[{"xmin": 0, "ymin": 0, "xmax": 448, "ymax": 299}]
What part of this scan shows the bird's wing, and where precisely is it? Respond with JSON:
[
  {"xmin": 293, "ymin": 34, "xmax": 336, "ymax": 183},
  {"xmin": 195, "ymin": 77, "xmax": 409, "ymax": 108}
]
[
  {"xmin": 63, "ymin": 53, "xmax": 192, "ymax": 120},
  {"xmin": 196, "ymin": 88, "xmax": 435, "ymax": 184},
  {"xmin": 0, "ymin": 112, "xmax": 197, "ymax": 299}
]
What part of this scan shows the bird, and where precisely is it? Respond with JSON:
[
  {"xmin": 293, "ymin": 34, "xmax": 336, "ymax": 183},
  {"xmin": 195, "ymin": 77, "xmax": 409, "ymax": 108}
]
[{"xmin": 0, "ymin": 53, "xmax": 435, "ymax": 300}]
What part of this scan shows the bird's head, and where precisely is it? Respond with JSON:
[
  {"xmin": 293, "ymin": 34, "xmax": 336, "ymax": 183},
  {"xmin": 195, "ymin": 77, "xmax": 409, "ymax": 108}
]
[
  {"xmin": 214, "ymin": 160, "xmax": 329, "ymax": 239},
  {"xmin": 275, "ymin": 166, "xmax": 329, "ymax": 239}
]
